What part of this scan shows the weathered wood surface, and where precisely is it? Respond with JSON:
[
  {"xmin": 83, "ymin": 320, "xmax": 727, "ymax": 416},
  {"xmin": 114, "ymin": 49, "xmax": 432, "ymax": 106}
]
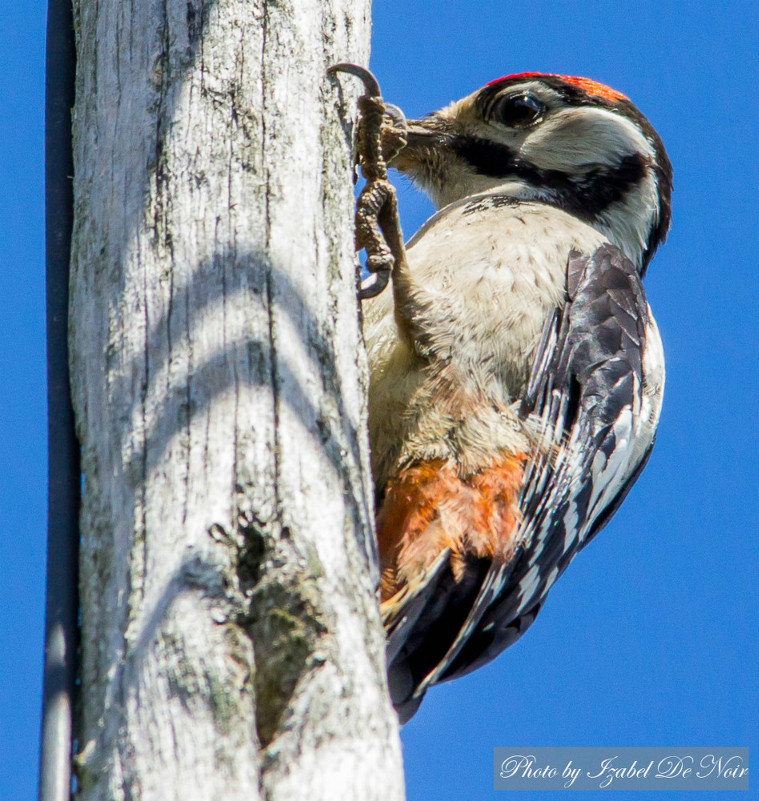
[{"xmin": 69, "ymin": 0, "xmax": 404, "ymax": 798}]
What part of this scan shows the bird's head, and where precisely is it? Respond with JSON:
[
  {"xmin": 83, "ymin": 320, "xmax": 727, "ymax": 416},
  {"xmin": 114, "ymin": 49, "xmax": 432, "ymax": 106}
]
[{"xmin": 390, "ymin": 73, "xmax": 673, "ymax": 272}]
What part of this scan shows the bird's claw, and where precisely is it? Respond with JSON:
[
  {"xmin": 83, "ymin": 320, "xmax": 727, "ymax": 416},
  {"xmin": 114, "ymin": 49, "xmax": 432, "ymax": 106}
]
[
  {"xmin": 328, "ymin": 63, "xmax": 408, "ymax": 300},
  {"xmin": 327, "ymin": 62, "xmax": 381, "ymax": 97}
]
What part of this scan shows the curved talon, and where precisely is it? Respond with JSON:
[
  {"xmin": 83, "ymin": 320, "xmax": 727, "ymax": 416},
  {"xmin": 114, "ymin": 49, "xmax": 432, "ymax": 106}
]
[
  {"xmin": 382, "ymin": 103, "xmax": 408, "ymax": 133},
  {"xmin": 359, "ymin": 269, "xmax": 391, "ymax": 300},
  {"xmin": 327, "ymin": 63, "xmax": 381, "ymax": 97}
]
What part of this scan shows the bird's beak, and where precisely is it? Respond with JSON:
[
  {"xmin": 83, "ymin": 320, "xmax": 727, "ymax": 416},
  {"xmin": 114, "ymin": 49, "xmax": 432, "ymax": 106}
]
[
  {"xmin": 405, "ymin": 120, "xmax": 440, "ymax": 145},
  {"xmin": 387, "ymin": 117, "xmax": 445, "ymax": 171}
]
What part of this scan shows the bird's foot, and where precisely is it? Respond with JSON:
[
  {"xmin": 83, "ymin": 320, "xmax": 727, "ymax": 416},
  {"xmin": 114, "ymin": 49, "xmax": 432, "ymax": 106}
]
[{"xmin": 328, "ymin": 63, "xmax": 408, "ymax": 299}]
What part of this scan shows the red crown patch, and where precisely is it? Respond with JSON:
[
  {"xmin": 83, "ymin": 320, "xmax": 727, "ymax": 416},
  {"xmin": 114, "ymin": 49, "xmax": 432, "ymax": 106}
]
[{"xmin": 487, "ymin": 73, "xmax": 629, "ymax": 104}]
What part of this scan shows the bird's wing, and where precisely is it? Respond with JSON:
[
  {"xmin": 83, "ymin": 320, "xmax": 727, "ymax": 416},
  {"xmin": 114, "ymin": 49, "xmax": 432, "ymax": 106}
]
[{"xmin": 387, "ymin": 243, "xmax": 658, "ymax": 712}]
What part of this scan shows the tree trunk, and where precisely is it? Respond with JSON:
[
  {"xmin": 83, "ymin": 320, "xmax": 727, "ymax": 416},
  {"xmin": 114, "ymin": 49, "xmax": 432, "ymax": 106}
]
[{"xmin": 69, "ymin": 0, "xmax": 404, "ymax": 798}]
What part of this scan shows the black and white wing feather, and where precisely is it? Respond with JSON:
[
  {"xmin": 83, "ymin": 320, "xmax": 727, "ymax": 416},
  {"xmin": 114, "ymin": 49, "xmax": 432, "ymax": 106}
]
[{"xmin": 389, "ymin": 243, "xmax": 663, "ymax": 717}]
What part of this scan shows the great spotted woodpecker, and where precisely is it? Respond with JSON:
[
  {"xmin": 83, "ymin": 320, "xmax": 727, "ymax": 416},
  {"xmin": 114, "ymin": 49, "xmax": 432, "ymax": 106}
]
[{"xmin": 332, "ymin": 68, "xmax": 672, "ymax": 722}]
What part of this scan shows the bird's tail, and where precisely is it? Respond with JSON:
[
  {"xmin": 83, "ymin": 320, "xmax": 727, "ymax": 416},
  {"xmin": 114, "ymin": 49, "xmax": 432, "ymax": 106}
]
[{"xmin": 377, "ymin": 456, "xmax": 524, "ymax": 721}]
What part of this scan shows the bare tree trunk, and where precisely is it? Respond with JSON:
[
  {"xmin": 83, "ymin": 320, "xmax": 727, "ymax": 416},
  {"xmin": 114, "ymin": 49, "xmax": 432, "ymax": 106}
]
[{"xmin": 69, "ymin": 0, "xmax": 404, "ymax": 798}]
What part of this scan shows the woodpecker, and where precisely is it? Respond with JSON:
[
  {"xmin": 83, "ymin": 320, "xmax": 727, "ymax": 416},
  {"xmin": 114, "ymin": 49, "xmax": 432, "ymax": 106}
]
[{"xmin": 354, "ymin": 72, "xmax": 672, "ymax": 722}]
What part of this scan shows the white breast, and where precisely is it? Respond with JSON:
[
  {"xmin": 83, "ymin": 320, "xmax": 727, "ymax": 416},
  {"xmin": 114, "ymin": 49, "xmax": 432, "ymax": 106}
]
[{"xmin": 364, "ymin": 194, "xmax": 610, "ymax": 488}]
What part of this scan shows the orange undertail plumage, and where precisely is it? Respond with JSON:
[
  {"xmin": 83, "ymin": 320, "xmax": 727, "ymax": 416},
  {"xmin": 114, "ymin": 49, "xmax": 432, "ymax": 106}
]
[{"xmin": 377, "ymin": 456, "xmax": 526, "ymax": 601}]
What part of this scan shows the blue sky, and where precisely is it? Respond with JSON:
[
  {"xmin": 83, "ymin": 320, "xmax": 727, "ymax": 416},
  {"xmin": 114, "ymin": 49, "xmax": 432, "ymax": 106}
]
[{"xmin": 1, "ymin": 2, "xmax": 757, "ymax": 800}]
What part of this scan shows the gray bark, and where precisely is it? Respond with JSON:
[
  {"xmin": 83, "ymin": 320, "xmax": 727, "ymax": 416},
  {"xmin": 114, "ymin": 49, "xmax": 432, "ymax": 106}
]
[{"xmin": 69, "ymin": 0, "xmax": 404, "ymax": 798}]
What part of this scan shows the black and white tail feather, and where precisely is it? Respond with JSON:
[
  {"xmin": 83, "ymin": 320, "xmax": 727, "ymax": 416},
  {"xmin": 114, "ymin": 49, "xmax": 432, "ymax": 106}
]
[{"xmin": 387, "ymin": 243, "xmax": 655, "ymax": 722}]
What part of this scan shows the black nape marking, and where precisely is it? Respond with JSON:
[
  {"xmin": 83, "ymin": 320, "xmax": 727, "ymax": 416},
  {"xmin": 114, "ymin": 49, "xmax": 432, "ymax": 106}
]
[{"xmin": 450, "ymin": 135, "xmax": 647, "ymax": 222}]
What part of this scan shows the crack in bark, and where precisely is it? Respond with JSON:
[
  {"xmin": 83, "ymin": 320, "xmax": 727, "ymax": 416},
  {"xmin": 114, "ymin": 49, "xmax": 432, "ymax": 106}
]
[{"xmin": 234, "ymin": 512, "xmax": 328, "ymax": 748}]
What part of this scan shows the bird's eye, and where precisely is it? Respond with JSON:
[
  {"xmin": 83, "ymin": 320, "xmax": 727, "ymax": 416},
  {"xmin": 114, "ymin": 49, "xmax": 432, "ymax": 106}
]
[{"xmin": 494, "ymin": 93, "xmax": 544, "ymax": 128}]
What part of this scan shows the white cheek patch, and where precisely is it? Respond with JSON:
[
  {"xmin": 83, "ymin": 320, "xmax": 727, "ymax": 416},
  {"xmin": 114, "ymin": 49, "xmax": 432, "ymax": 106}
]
[{"xmin": 524, "ymin": 107, "xmax": 655, "ymax": 172}]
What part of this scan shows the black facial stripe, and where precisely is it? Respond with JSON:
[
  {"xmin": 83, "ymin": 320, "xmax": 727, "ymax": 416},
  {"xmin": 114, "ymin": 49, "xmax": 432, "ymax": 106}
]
[
  {"xmin": 452, "ymin": 135, "xmax": 541, "ymax": 180},
  {"xmin": 571, "ymin": 153, "xmax": 648, "ymax": 219},
  {"xmin": 450, "ymin": 135, "xmax": 647, "ymax": 221}
]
